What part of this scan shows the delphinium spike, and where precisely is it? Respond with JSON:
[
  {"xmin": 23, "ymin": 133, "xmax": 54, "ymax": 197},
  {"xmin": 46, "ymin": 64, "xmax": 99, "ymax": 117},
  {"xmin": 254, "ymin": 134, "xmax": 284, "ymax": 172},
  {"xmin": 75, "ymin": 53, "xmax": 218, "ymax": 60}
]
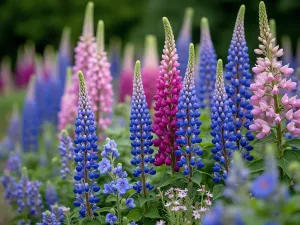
[
  {"xmin": 211, "ymin": 59, "xmax": 237, "ymax": 182},
  {"xmin": 73, "ymin": 72, "xmax": 100, "ymax": 218},
  {"xmin": 58, "ymin": 2, "xmax": 95, "ymax": 130},
  {"xmin": 175, "ymin": 43, "xmax": 204, "ymax": 181},
  {"xmin": 197, "ymin": 17, "xmax": 217, "ymax": 109},
  {"xmin": 153, "ymin": 17, "xmax": 182, "ymax": 173},
  {"xmin": 119, "ymin": 43, "xmax": 135, "ymax": 102},
  {"xmin": 224, "ymin": 5, "xmax": 254, "ymax": 160},
  {"xmin": 59, "ymin": 129, "xmax": 75, "ymax": 179},
  {"xmin": 130, "ymin": 61, "xmax": 156, "ymax": 197},
  {"xmin": 250, "ymin": 2, "xmax": 300, "ymax": 157},
  {"xmin": 86, "ymin": 20, "xmax": 113, "ymax": 134},
  {"xmin": 142, "ymin": 35, "xmax": 160, "ymax": 108},
  {"xmin": 22, "ymin": 76, "xmax": 38, "ymax": 152},
  {"xmin": 177, "ymin": 8, "xmax": 194, "ymax": 77}
]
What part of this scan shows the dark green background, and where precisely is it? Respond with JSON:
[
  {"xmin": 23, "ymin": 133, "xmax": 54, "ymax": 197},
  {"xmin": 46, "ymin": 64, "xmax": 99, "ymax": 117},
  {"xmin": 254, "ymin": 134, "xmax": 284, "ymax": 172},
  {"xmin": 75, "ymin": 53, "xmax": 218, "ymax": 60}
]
[{"xmin": 0, "ymin": 0, "xmax": 300, "ymax": 67}]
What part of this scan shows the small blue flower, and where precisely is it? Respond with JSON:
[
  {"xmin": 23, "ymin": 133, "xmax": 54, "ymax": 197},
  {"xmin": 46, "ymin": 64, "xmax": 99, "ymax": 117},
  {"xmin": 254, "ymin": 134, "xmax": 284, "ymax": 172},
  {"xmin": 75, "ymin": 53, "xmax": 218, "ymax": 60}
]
[
  {"xmin": 251, "ymin": 172, "xmax": 277, "ymax": 199},
  {"xmin": 202, "ymin": 203, "xmax": 223, "ymax": 225},
  {"xmin": 106, "ymin": 213, "xmax": 117, "ymax": 225},
  {"xmin": 126, "ymin": 198, "xmax": 136, "ymax": 209},
  {"xmin": 98, "ymin": 158, "xmax": 111, "ymax": 174},
  {"xmin": 116, "ymin": 178, "xmax": 132, "ymax": 195},
  {"xmin": 102, "ymin": 139, "xmax": 119, "ymax": 158},
  {"xmin": 103, "ymin": 181, "xmax": 117, "ymax": 195}
]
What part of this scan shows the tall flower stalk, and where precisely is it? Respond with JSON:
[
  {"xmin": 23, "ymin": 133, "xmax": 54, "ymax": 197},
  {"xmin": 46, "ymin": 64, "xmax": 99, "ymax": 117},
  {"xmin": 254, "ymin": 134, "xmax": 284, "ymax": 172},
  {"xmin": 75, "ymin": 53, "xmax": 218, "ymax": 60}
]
[
  {"xmin": 250, "ymin": 1, "xmax": 298, "ymax": 158},
  {"xmin": 142, "ymin": 35, "xmax": 160, "ymax": 108},
  {"xmin": 197, "ymin": 18, "xmax": 217, "ymax": 109},
  {"xmin": 130, "ymin": 61, "xmax": 155, "ymax": 198},
  {"xmin": 153, "ymin": 17, "xmax": 182, "ymax": 173},
  {"xmin": 175, "ymin": 43, "xmax": 204, "ymax": 182},
  {"xmin": 119, "ymin": 43, "xmax": 135, "ymax": 103},
  {"xmin": 87, "ymin": 20, "xmax": 113, "ymax": 134},
  {"xmin": 73, "ymin": 72, "xmax": 100, "ymax": 218},
  {"xmin": 177, "ymin": 8, "xmax": 194, "ymax": 77},
  {"xmin": 224, "ymin": 5, "xmax": 254, "ymax": 158},
  {"xmin": 59, "ymin": 2, "xmax": 95, "ymax": 130},
  {"xmin": 211, "ymin": 59, "xmax": 237, "ymax": 182}
]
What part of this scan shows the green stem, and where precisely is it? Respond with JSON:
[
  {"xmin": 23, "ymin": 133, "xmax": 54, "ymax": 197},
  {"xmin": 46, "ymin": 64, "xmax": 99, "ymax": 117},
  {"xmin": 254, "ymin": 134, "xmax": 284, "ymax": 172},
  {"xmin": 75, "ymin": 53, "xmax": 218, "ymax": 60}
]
[
  {"xmin": 116, "ymin": 194, "xmax": 122, "ymax": 224},
  {"xmin": 273, "ymin": 85, "xmax": 284, "ymax": 158}
]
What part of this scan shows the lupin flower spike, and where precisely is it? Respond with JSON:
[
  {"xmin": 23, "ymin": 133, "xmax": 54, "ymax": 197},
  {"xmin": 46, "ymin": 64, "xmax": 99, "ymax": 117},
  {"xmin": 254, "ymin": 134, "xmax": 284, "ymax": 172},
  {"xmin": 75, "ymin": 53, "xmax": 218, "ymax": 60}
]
[
  {"xmin": 197, "ymin": 17, "xmax": 217, "ymax": 109},
  {"xmin": 142, "ymin": 35, "xmax": 160, "ymax": 108},
  {"xmin": 153, "ymin": 17, "xmax": 182, "ymax": 172},
  {"xmin": 119, "ymin": 43, "xmax": 135, "ymax": 102},
  {"xmin": 211, "ymin": 59, "xmax": 237, "ymax": 182},
  {"xmin": 22, "ymin": 76, "xmax": 39, "ymax": 152},
  {"xmin": 73, "ymin": 71, "xmax": 100, "ymax": 218},
  {"xmin": 1, "ymin": 56, "xmax": 14, "ymax": 95},
  {"xmin": 175, "ymin": 43, "xmax": 204, "ymax": 181},
  {"xmin": 46, "ymin": 181, "xmax": 58, "ymax": 207},
  {"xmin": 58, "ymin": 27, "xmax": 72, "ymax": 96},
  {"xmin": 37, "ymin": 211, "xmax": 58, "ymax": 225},
  {"xmin": 250, "ymin": 2, "xmax": 299, "ymax": 157},
  {"xmin": 130, "ymin": 60, "xmax": 155, "ymax": 196},
  {"xmin": 109, "ymin": 37, "xmax": 121, "ymax": 79},
  {"xmin": 86, "ymin": 20, "xmax": 113, "ymax": 133},
  {"xmin": 58, "ymin": 2, "xmax": 96, "ymax": 130},
  {"xmin": 58, "ymin": 67, "xmax": 76, "ymax": 131},
  {"xmin": 59, "ymin": 129, "xmax": 75, "ymax": 179},
  {"xmin": 177, "ymin": 8, "xmax": 194, "ymax": 77},
  {"xmin": 224, "ymin": 5, "xmax": 254, "ymax": 159}
]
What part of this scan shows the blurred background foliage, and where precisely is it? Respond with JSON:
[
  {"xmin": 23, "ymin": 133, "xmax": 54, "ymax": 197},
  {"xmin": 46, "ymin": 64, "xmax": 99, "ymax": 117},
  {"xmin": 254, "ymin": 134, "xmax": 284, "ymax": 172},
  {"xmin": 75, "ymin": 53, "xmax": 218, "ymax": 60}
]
[
  {"xmin": 1, "ymin": 0, "xmax": 300, "ymax": 64},
  {"xmin": 0, "ymin": 0, "xmax": 299, "ymax": 138}
]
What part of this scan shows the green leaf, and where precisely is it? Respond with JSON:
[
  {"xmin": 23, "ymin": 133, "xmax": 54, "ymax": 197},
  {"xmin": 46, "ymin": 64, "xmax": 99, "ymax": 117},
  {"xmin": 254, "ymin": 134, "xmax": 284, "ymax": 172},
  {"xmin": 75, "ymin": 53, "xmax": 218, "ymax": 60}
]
[
  {"xmin": 127, "ymin": 208, "xmax": 143, "ymax": 222},
  {"xmin": 105, "ymin": 194, "xmax": 117, "ymax": 202},
  {"xmin": 278, "ymin": 158, "xmax": 292, "ymax": 178},
  {"xmin": 144, "ymin": 207, "xmax": 161, "ymax": 219},
  {"xmin": 139, "ymin": 195, "xmax": 156, "ymax": 207},
  {"xmin": 95, "ymin": 207, "xmax": 112, "ymax": 213},
  {"xmin": 284, "ymin": 139, "xmax": 300, "ymax": 150},
  {"xmin": 213, "ymin": 184, "xmax": 224, "ymax": 200},
  {"xmin": 284, "ymin": 195, "xmax": 300, "ymax": 213},
  {"xmin": 81, "ymin": 218, "xmax": 102, "ymax": 225},
  {"xmin": 248, "ymin": 159, "xmax": 265, "ymax": 173},
  {"xmin": 156, "ymin": 173, "xmax": 172, "ymax": 188},
  {"xmin": 191, "ymin": 170, "xmax": 202, "ymax": 186},
  {"xmin": 251, "ymin": 131, "xmax": 276, "ymax": 146}
]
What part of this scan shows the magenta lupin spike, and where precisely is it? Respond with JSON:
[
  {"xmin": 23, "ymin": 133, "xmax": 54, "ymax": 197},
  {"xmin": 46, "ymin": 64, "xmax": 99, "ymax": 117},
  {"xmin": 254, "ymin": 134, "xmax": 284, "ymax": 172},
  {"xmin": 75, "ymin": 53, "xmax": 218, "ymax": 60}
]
[
  {"xmin": 86, "ymin": 20, "xmax": 113, "ymax": 133},
  {"xmin": 153, "ymin": 17, "xmax": 182, "ymax": 172},
  {"xmin": 119, "ymin": 43, "xmax": 135, "ymax": 102},
  {"xmin": 58, "ymin": 2, "xmax": 96, "ymax": 130},
  {"xmin": 142, "ymin": 35, "xmax": 160, "ymax": 108}
]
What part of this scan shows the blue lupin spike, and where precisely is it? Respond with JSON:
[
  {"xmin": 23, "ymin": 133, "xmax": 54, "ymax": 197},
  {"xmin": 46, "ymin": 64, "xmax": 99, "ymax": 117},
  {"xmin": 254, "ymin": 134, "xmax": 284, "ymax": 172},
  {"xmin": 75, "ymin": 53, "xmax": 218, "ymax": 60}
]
[
  {"xmin": 197, "ymin": 17, "xmax": 217, "ymax": 109},
  {"xmin": 73, "ymin": 71, "xmax": 100, "ymax": 218},
  {"xmin": 224, "ymin": 5, "xmax": 254, "ymax": 159},
  {"xmin": 130, "ymin": 60, "xmax": 155, "ymax": 196},
  {"xmin": 176, "ymin": 43, "xmax": 204, "ymax": 180},
  {"xmin": 211, "ymin": 59, "xmax": 237, "ymax": 183}
]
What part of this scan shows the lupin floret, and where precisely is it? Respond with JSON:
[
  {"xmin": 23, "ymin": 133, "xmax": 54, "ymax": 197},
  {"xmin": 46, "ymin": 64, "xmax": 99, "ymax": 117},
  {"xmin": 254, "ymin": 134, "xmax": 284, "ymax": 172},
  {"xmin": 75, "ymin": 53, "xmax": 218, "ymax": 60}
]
[
  {"xmin": 225, "ymin": 5, "xmax": 254, "ymax": 159},
  {"xmin": 130, "ymin": 61, "xmax": 155, "ymax": 195},
  {"xmin": 73, "ymin": 72, "xmax": 100, "ymax": 218},
  {"xmin": 211, "ymin": 59, "xmax": 237, "ymax": 183},
  {"xmin": 175, "ymin": 43, "xmax": 204, "ymax": 179}
]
